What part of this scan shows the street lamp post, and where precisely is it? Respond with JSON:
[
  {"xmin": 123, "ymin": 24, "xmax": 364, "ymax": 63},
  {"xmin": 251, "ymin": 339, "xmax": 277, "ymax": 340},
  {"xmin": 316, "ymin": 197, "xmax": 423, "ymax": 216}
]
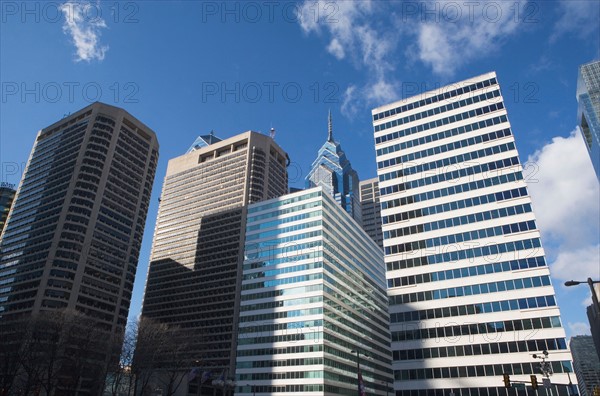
[
  {"xmin": 351, "ymin": 349, "xmax": 368, "ymax": 396},
  {"xmin": 564, "ymin": 278, "xmax": 600, "ymax": 313}
]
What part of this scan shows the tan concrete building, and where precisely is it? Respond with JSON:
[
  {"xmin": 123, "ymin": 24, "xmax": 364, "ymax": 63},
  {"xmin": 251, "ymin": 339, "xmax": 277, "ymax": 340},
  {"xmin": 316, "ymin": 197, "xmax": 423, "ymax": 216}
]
[
  {"xmin": 140, "ymin": 131, "xmax": 288, "ymax": 393},
  {"xmin": 0, "ymin": 102, "xmax": 159, "ymax": 394}
]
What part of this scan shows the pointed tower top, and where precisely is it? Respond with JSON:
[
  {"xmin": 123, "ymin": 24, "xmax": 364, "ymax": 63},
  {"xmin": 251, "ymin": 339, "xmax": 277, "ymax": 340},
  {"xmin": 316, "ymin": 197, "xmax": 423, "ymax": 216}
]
[{"xmin": 327, "ymin": 110, "xmax": 334, "ymax": 143}]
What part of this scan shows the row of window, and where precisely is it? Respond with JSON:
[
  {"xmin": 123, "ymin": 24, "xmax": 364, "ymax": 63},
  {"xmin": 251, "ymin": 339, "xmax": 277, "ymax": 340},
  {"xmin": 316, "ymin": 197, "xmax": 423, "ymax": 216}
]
[
  {"xmin": 395, "ymin": 337, "xmax": 566, "ymax": 361},
  {"xmin": 236, "ymin": 356, "xmax": 323, "ymax": 369},
  {"xmin": 236, "ymin": 344, "xmax": 323, "ymax": 357},
  {"xmin": 385, "ymin": 219, "xmax": 537, "ymax": 255},
  {"xmin": 247, "ymin": 191, "xmax": 321, "ymax": 214},
  {"xmin": 242, "ymin": 261, "xmax": 323, "ymax": 282},
  {"xmin": 392, "ymin": 315, "xmax": 561, "ymax": 342},
  {"xmin": 235, "ymin": 384, "xmax": 324, "ymax": 394},
  {"xmin": 239, "ymin": 307, "xmax": 323, "ymax": 323},
  {"xmin": 381, "ymin": 140, "xmax": 515, "ymax": 183},
  {"xmin": 376, "ymin": 114, "xmax": 508, "ymax": 157},
  {"xmin": 373, "ymin": 77, "xmax": 497, "ymax": 120},
  {"xmin": 375, "ymin": 101, "xmax": 504, "ymax": 143},
  {"xmin": 388, "ymin": 236, "xmax": 541, "ymax": 271},
  {"xmin": 387, "ymin": 256, "xmax": 545, "ymax": 287},
  {"xmin": 246, "ymin": 208, "xmax": 320, "ymax": 233},
  {"xmin": 238, "ymin": 319, "xmax": 323, "ymax": 336},
  {"xmin": 378, "ymin": 128, "xmax": 512, "ymax": 170},
  {"xmin": 394, "ymin": 385, "xmax": 572, "ymax": 396},
  {"xmin": 375, "ymin": 89, "xmax": 501, "ymax": 136},
  {"xmin": 238, "ymin": 330, "xmax": 322, "ymax": 346},
  {"xmin": 394, "ymin": 360, "xmax": 573, "ymax": 381},
  {"xmin": 390, "ymin": 275, "xmax": 550, "ymax": 305},
  {"xmin": 381, "ymin": 156, "xmax": 520, "ymax": 196},
  {"xmin": 384, "ymin": 203, "xmax": 532, "ymax": 240},
  {"xmin": 250, "ymin": 229, "xmax": 322, "ymax": 250},
  {"xmin": 390, "ymin": 294, "xmax": 556, "ymax": 324},
  {"xmin": 244, "ymin": 240, "xmax": 321, "ymax": 262},
  {"xmin": 239, "ymin": 295, "xmax": 322, "ymax": 312},
  {"xmin": 241, "ymin": 280, "xmax": 322, "ymax": 302},
  {"xmin": 382, "ymin": 186, "xmax": 527, "ymax": 222}
]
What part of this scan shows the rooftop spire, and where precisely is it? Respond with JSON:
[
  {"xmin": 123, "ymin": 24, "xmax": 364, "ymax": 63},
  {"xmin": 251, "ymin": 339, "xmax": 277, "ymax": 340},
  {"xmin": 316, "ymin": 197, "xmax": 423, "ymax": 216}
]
[{"xmin": 327, "ymin": 110, "xmax": 334, "ymax": 142}]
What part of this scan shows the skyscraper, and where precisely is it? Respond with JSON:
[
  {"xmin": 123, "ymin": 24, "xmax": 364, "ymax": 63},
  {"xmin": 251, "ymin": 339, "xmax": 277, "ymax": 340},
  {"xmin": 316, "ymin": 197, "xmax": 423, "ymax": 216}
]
[
  {"xmin": 140, "ymin": 131, "xmax": 288, "ymax": 390},
  {"xmin": 570, "ymin": 336, "xmax": 600, "ymax": 396},
  {"xmin": 360, "ymin": 177, "xmax": 384, "ymax": 249},
  {"xmin": 577, "ymin": 60, "xmax": 600, "ymax": 181},
  {"xmin": 373, "ymin": 72, "xmax": 574, "ymax": 396},
  {"xmin": 0, "ymin": 102, "xmax": 159, "ymax": 393},
  {"xmin": 236, "ymin": 186, "xmax": 393, "ymax": 395},
  {"xmin": 0, "ymin": 184, "xmax": 16, "ymax": 235},
  {"xmin": 306, "ymin": 111, "xmax": 361, "ymax": 224}
]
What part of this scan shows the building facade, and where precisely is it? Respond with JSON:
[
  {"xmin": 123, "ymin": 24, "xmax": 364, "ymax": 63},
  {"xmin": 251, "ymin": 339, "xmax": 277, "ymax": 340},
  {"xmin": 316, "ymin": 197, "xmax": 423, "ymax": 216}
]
[
  {"xmin": 0, "ymin": 102, "xmax": 159, "ymax": 394},
  {"xmin": 140, "ymin": 131, "xmax": 288, "ymax": 393},
  {"xmin": 588, "ymin": 283, "xmax": 600, "ymax": 362},
  {"xmin": 570, "ymin": 336, "xmax": 600, "ymax": 396},
  {"xmin": 235, "ymin": 187, "xmax": 393, "ymax": 395},
  {"xmin": 306, "ymin": 112, "xmax": 362, "ymax": 225},
  {"xmin": 577, "ymin": 60, "xmax": 600, "ymax": 181},
  {"xmin": 0, "ymin": 185, "xmax": 16, "ymax": 235},
  {"xmin": 360, "ymin": 177, "xmax": 383, "ymax": 249},
  {"xmin": 373, "ymin": 72, "xmax": 574, "ymax": 396}
]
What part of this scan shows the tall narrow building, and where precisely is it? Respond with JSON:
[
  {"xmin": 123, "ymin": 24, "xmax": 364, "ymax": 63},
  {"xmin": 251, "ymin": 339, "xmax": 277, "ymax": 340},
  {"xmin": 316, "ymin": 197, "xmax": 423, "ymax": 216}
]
[
  {"xmin": 0, "ymin": 102, "xmax": 159, "ymax": 393},
  {"xmin": 570, "ymin": 336, "xmax": 600, "ymax": 396},
  {"xmin": 0, "ymin": 184, "xmax": 16, "ymax": 235},
  {"xmin": 373, "ymin": 72, "xmax": 574, "ymax": 396},
  {"xmin": 306, "ymin": 111, "xmax": 361, "ymax": 224},
  {"xmin": 360, "ymin": 177, "xmax": 383, "ymax": 249},
  {"xmin": 577, "ymin": 60, "xmax": 600, "ymax": 181},
  {"xmin": 236, "ymin": 186, "xmax": 393, "ymax": 395},
  {"xmin": 140, "ymin": 131, "xmax": 288, "ymax": 390}
]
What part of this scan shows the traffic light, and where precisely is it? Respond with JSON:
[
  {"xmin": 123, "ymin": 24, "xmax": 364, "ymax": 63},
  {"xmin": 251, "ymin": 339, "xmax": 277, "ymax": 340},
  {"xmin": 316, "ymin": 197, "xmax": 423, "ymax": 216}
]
[
  {"xmin": 531, "ymin": 375, "xmax": 539, "ymax": 390},
  {"xmin": 503, "ymin": 374, "xmax": 511, "ymax": 388}
]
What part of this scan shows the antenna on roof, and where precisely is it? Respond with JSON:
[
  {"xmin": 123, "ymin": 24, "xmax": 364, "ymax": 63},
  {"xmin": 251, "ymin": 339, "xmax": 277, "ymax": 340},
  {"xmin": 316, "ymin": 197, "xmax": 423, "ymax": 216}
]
[{"xmin": 270, "ymin": 127, "xmax": 276, "ymax": 140}]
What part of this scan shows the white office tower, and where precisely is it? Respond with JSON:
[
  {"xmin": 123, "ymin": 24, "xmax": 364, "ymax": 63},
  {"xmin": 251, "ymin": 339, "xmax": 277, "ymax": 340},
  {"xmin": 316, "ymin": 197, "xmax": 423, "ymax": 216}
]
[
  {"xmin": 235, "ymin": 187, "xmax": 393, "ymax": 395},
  {"xmin": 373, "ymin": 72, "xmax": 574, "ymax": 396}
]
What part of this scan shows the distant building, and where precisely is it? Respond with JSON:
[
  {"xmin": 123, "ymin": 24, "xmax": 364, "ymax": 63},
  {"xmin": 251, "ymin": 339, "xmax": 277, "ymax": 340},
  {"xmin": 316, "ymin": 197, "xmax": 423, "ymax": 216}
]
[
  {"xmin": 588, "ymin": 283, "xmax": 600, "ymax": 362},
  {"xmin": 359, "ymin": 178, "xmax": 383, "ymax": 249},
  {"xmin": 570, "ymin": 336, "xmax": 600, "ymax": 396},
  {"xmin": 0, "ymin": 102, "xmax": 159, "ymax": 394},
  {"xmin": 140, "ymin": 131, "xmax": 288, "ymax": 394},
  {"xmin": 236, "ymin": 186, "xmax": 393, "ymax": 395},
  {"xmin": 373, "ymin": 72, "xmax": 575, "ymax": 396},
  {"xmin": 306, "ymin": 111, "xmax": 361, "ymax": 225},
  {"xmin": 0, "ymin": 185, "xmax": 16, "ymax": 235},
  {"xmin": 577, "ymin": 60, "xmax": 600, "ymax": 181}
]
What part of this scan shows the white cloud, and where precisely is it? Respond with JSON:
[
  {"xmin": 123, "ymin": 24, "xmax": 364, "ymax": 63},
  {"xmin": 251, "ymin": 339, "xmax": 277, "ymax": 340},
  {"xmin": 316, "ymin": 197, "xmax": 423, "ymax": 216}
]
[
  {"xmin": 411, "ymin": 1, "xmax": 525, "ymax": 76},
  {"xmin": 548, "ymin": 245, "xmax": 600, "ymax": 283},
  {"xmin": 297, "ymin": 1, "xmax": 399, "ymax": 115},
  {"xmin": 340, "ymin": 85, "xmax": 358, "ymax": 118},
  {"xmin": 526, "ymin": 130, "xmax": 600, "ymax": 248},
  {"xmin": 551, "ymin": 0, "xmax": 600, "ymax": 42},
  {"xmin": 60, "ymin": 2, "xmax": 109, "ymax": 62},
  {"xmin": 327, "ymin": 38, "xmax": 345, "ymax": 60},
  {"xmin": 525, "ymin": 129, "xmax": 600, "ymax": 282},
  {"xmin": 568, "ymin": 321, "xmax": 591, "ymax": 336}
]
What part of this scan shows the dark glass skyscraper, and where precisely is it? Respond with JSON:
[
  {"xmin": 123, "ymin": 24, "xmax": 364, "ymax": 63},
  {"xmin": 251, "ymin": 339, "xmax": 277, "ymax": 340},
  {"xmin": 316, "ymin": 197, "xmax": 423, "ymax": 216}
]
[
  {"xmin": 306, "ymin": 111, "xmax": 361, "ymax": 224},
  {"xmin": 0, "ymin": 185, "xmax": 16, "ymax": 236},
  {"xmin": 577, "ymin": 60, "xmax": 600, "ymax": 181}
]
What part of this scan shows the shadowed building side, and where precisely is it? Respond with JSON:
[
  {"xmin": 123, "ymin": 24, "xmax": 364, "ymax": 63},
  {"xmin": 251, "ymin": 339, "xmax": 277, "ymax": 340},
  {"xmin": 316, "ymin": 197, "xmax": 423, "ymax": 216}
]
[{"xmin": 140, "ymin": 131, "xmax": 288, "ymax": 395}]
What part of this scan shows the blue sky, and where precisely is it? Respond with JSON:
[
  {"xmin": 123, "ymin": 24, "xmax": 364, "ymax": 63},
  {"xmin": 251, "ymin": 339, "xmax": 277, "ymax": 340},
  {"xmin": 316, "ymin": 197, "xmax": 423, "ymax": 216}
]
[{"xmin": 1, "ymin": 0, "xmax": 599, "ymax": 339}]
